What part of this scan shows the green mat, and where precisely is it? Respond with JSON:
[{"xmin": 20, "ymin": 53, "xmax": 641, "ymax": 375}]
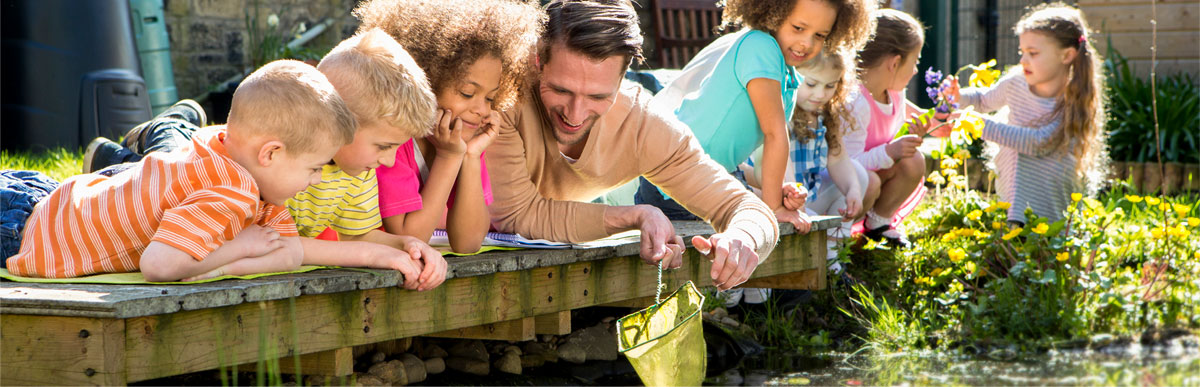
[{"xmin": 0, "ymin": 265, "xmax": 332, "ymax": 285}]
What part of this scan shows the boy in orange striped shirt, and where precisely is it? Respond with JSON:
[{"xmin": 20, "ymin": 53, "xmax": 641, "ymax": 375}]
[{"xmin": 4, "ymin": 60, "xmax": 355, "ymax": 281}]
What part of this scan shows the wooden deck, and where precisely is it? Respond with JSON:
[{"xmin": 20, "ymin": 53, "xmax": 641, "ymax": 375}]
[{"xmin": 0, "ymin": 219, "xmax": 837, "ymax": 385}]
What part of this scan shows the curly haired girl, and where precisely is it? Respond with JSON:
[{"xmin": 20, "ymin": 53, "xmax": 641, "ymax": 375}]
[
  {"xmin": 635, "ymin": 0, "xmax": 875, "ymax": 234},
  {"xmin": 355, "ymin": 0, "xmax": 542, "ymax": 253}
]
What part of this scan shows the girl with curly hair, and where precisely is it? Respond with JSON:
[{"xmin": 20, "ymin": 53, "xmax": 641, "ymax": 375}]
[
  {"xmin": 635, "ymin": 0, "xmax": 875, "ymax": 235},
  {"xmin": 353, "ymin": 0, "xmax": 542, "ymax": 253}
]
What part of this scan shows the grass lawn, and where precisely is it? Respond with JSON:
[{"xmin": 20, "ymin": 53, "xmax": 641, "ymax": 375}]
[{"xmin": 2, "ymin": 148, "xmax": 85, "ymax": 182}]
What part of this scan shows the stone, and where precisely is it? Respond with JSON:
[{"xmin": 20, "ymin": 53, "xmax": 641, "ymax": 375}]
[
  {"xmin": 557, "ymin": 342, "xmax": 586, "ymax": 364},
  {"xmin": 367, "ymin": 359, "xmax": 407, "ymax": 385},
  {"xmin": 503, "ymin": 345, "xmax": 522, "ymax": 356},
  {"xmin": 369, "ymin": 350, "xmax": 386, "ymax": 365},
  {"xmin": 419, "ymin": 344, "xmax": 449, "ymax": 359},
  {"xmin": 354, "ymin": 373, "xmax": 385, "ymax": 386},
  {"xmin": 446, "ymin": 356, "xmax": 490, "ymax": 375},
  {"xmin": 447, "ymin": 340, "xmax": 489, "ymax": 362},
  {"xmin": 399, "ymin": 353, "xmax": 427, "ymax": 384},
  {"xmin": 304, "ymin": 375, "xmax": 328, "ymax": 386},
  {"xmin": 720, "ymin": 317, "xmax": 741, "ymax": 327},
  {"xmin": 711, "ymin": 307, "xmax": 729, "ymax": 321},
  {"xmin": 539, "ymin": 334, "xmax": 555, "ymax": 343},
  {"xmin": 494, "ymin": 352, "xmax": 522, "ymax": 375},
  {"xmin": 601, "ymin": 316, "xmax": 615, "ymax": 324},
  {"xmin": 423, "ymin": 357, "xmax": 446, "ymax": 375},
  {"xmin": 564, "ymin": 323, "xmax": 619, "ymax": 361},
  {"xmin": 520, "ymin": 354, "xmax": 545, "ymax": 368}
]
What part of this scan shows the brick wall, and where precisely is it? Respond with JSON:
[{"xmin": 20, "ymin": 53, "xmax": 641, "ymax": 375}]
[{"xmin": 163, "ymin": 0, "xmax": 361, "ymax": 101}]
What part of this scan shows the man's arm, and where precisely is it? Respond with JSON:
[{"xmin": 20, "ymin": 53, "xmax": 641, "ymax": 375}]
[
  {"xmin": 485, "ymin": 107, "xmax": 610, "ymax": 243},
  {"xmin": 637, "ymin": 104, "xmax": 779, "ymax": 290}
]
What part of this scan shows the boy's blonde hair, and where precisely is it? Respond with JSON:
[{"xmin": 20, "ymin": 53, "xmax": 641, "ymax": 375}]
[
  {"xmin": 227, "ymin": 60, "xmax": 356, "ymax": 153},
  {"xmin": 318, "ymin": 28, "xmax": 438, "ymax": 137},
  {"xmin": 793, "ymin": 49, "xmax": 856, "ymax": 157}
]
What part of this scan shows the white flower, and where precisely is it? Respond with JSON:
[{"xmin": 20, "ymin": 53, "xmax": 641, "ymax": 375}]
[{"xmin": 266, "ymin": 14, "xmax": 279, "ymax": 28}]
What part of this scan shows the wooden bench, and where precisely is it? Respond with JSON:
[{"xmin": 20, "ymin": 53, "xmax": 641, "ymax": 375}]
[
  {"xmin": 653, "ymin": 0, "xmax": 724, "ymax": 69},
  {"xmin": 0, "ymin": 219, "xmax": 836, "ymax": 385}
]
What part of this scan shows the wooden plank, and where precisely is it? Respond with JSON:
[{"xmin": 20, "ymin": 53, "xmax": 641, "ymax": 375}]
[
  {"xmin": 1101, "ymin": 31, "xmax": 1200, "ymax": 60},
  {"xmin": 1082, "ymin": 3, "xmax": 1198, "ymax": 32},
  {"xmin": 738, "ymin": 269, "xmax": 824, "ymax": 290},
  {"xmin": 534, "ymin": 311, "xmax": 571, "ymax": 335},
  {"xmin": 0, "ymin": 315, "xmax": 125, "ymax": 385},
  {"xmin": 115, "ymin": 227, "xmax": 824, "ymax": 382},
  {"xmin": 424, "ymin": 317, "xmax": 535, "ymax": 341},
  {"xmin": 243, "ymin": 346, "xmax": 354, "ymax": 377}
]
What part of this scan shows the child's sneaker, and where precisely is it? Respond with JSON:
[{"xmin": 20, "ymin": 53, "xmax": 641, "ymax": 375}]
[
  {"xmin": 863, "ymin": 225, "xmax": 911, "ymax": 249},
  {"xmin": 122, "ymin": 99, "xmax": 207, "ymax": 153},
  {"xmin": 82, "ymin": 137, "xmax": 136, "ymax": 174}
]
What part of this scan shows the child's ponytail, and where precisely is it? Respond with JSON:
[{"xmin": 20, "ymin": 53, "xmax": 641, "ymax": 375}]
[{"xmin": 1015, "ymin": 3, "xmax": 1107, "ymax": 184}]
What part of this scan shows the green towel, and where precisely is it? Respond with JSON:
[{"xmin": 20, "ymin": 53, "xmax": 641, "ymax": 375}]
[{"xmin": 0, "ymin": 266, "xmax": 332, "ymax": 285}]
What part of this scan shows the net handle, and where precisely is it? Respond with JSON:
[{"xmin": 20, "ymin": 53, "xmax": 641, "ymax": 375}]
[{"xmin": 655, "ymin": 257, "xmax": 666, "ymax": 304}]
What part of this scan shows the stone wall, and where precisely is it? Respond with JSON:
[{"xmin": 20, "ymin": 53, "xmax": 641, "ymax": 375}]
[{"xmin": 163, "ymin": 0, "xmax": 361, "ymax": 101}]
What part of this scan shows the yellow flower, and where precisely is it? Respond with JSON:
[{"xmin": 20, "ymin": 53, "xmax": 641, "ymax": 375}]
[
  {"xmin": 970, "ymin": 60, "xmax": 1000, "ymax": 87},
  {"xmin": 1056, "ymin": 252, "xmax": 1069, "ymax": 262},
  {"xmin": 928, "ymin": 171, "xmax": 946, "ymax": 185},
  {"xmin": 954, "ymin": 149, "xmax": 971, "ymax": 160},
  {"xmin": 1071, "ymin": 193, "xmax": 1083, "ymax": 202},
  {"xmin": 1173, "ymin": 203, "xmax": 1191, "ymax": 214},
  {"xmin": 948, "ymin": 248, "xmax": 967, "ymax": 263},
  {"xmin": 1151, "ymin": 227, "xmax": 1164, "ymax": 239},
  {"xmin": 992, "ymin": 221, "xmax": 1004, "ymax": 230},
  {"xmin": 957, "ymin": 228, "xmax": 977, "ymax": 238},
  {"xmin": 1145, "ymin": 197, "xmax": 1161, "ymax": 206},
  {"xmin": 964, "ymin": 261, "xmax": 977, "ymax": 274},
  {"xmin": 1032, "ymin": 223, "xmax": 1050, "ymax": 235},
  {"xmin": 1168, "ymin": 225, "xmax": 1189, "ymax": 238},
  {"xmin": 942, "ymin": 232, "xmax": 958, "ymax": 242},
  {"xmin": 1188, "ymin": 217, "xmax": 1200, "ymax": 227},
  {"xmin": 931, "ymin": 268, "xmax": 944, "ymax": 277},
  {"xmin": 975, "ymin": 230, "xmax": 991, "ymax": 239},
  {"xmin": 1003, "ymin": 227, "xmax": 1023, "ymax": 241},
  {"xmin": 1125, "ymin": 195, "xmax": 1143, "ymax": 203},
  {"xmin": 1195, "ymin": 251, "xmax": 1200, "ymax": 260},
  {"xmin": 941, "ymin": 157, "xmax": 960, "ymax": 169},
  {"xmin": 1158, "ymin": 203, "xmax": 1170, "ymax": 212},
  {"xmin": 996, "ymin": 202, "xmax": 1011, "ymax": 210},
  {"xmin": 966, "ymin": 210, "xmax": 983, "ymax": 221}
]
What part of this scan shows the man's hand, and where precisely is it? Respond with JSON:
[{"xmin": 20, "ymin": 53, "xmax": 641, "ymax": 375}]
[
  {"xmin": 775, "ymin": 208, "xmax": 812, "ymax": 233},
  {"xmin": 691, "ymin": 234, "xmax": 760, "ymax": 291},
  {"xmin": 635, "ymin": 206, "xmax": 685, "ymax": 269},
  {"xmin": 782, "ymin": 183, "xmax": 808, "ymax": 211},
  {"xmin": 429, "ymin": 109, "xmax": 468, "ymax": 156},
  {"xmin": 397, "ymin": 235, "xmax": 446, "ymax": 291},
  {"xmin": 885, "ymin": 134, "xmax": 923, "ymax": 160}
]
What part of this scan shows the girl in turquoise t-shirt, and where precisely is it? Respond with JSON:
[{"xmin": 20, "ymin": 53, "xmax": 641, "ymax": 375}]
[{"xmin": 635, "ymin": 0, "xmax": 874, "ymax": 232}]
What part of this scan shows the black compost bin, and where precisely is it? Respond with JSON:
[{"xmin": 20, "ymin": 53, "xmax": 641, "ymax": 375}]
[{"xmin": 2, "ymin": 0, "xmax": 152, "ymax": 151}]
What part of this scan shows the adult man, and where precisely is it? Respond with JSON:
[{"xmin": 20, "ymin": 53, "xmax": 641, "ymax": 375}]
[{"xmin": 486, "ymin": 0, "xmax": 779, "ymax": 290}]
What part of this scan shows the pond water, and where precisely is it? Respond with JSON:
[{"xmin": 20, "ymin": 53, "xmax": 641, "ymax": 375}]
[{"xmin": 713, "ymin": 349, "xmax": 1200, "ymax": 386}]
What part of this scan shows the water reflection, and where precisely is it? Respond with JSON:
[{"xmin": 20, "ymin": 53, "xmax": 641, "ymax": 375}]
[{"xmin": 707, "ymin": 350, "xmax": 1200, "ymax": 386}]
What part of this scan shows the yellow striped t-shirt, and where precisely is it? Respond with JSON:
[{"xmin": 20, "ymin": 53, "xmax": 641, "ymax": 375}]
[{"xmin": 286, "ymin": 165, "xmax": 383, "ymax": 238}]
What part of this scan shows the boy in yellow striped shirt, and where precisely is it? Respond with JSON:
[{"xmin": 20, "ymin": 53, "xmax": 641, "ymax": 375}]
[{"xmin": 282, "ymin": 29, "xmax": 447, "ymax": 291}]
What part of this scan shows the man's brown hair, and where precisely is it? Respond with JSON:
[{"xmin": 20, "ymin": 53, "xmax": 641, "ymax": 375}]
[{"xmin": 540, "ymin": 0, "xmax": 644, "ymax": 67}]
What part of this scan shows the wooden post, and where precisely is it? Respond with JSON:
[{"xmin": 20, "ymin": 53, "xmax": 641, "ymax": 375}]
[
  {"xmin": 0, "ymin": 315, "xmax": 126, "ymax": 385},
  {"xmin": 533, "ymin": 311, "xmax": 571, "ymax": 335}
]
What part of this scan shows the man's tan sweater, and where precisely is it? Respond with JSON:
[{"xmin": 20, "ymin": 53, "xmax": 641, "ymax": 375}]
[{"xmin": 486, "ymin": 81, "xmax": 779, "ymax": 258}]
